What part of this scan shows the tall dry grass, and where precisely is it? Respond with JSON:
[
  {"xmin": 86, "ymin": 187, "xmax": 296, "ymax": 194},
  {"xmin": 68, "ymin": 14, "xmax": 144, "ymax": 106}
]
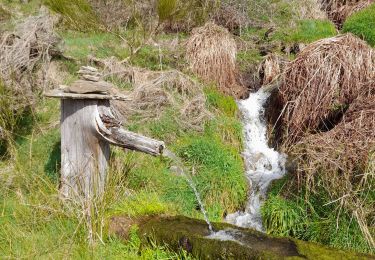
[
  {"xmin": 279, "ymin": 34, "xmax": 375, "ymax": 144},
  {"xmin": 186, "ymin": 22, "xmax": 244, "ymax": 97},
  {"xmin": 277, "ymin": 33, "xmax": 375, "ymax": 249}
]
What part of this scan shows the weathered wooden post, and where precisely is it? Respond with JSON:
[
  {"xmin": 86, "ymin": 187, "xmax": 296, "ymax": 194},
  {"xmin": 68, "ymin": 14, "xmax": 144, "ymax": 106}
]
[{"xmin": 45, "ymin": 67, "xmax": 165, "ymax": 200}]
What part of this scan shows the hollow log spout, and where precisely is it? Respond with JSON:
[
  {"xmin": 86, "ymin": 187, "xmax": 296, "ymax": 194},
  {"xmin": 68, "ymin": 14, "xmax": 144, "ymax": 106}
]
[
  {"xmin": 47, "ymin": 92, "xmax": 164, "ymax": 200},
  {"xmin": 95, "ymin": 104, "xmax": 165, "ymax": 156},
  {"xmin": 45, "ymin": 70, "xmax": 165, "ymax": 201}
]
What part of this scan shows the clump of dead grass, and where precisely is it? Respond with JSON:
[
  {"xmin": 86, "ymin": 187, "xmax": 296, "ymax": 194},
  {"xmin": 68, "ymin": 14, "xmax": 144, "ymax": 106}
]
[
  {"xmin": 290, "ymin": 94, "xmax": 375, "ymax": 248},
  {"xmin": 89, "ymin": 0, "xmax": 157, "ymax": 30},
  {"xmin": 321, "ymin": 0, "xmax": 374, "ymax": 27},
  {"xmin": 212, "ymin": 1, "xmax": 250, "ymax": 33},
  {"xmin": 91, "ymin": 57, "xmax": 211, "ymax": 131},
  {"xmin": 0, "ymin": 7, "xmax": 61, "ymax": 156},
  {"xmin": 277, "ymin": 33, "xmax": 375, "ymax": 248},
  {"xmin": 258, "ymin": 54, "xmax": 286, "ymax": 86},
  {"xmin": 279, "ymin": 34, "xmax": 375, "ymax": 144},
  {"xmin": 0, "ymin": 6, "xmax": 60, "ymax": 101},
  {"xmin": 186, "ymin": 22, "xmax": 245, "ymax": 97}
]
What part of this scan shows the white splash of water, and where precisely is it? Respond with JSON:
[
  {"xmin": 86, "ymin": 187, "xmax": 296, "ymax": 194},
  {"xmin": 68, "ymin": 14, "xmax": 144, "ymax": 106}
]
[
  {"xmin": 206, "ymin": 229, "xmax": 242, "ymax": 244},
  {"xmin": 226, "ymin": 88, "xmax": 286, "ymax": 231}
]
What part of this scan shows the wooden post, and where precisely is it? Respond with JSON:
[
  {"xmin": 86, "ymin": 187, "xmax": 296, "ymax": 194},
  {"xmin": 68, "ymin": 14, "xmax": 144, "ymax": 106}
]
[
  {"xmin": 60, "ymin": 99, "xmax": 110, "ymax": 199},
  {"xmin": 45, "ymin": 86, "xmax": 165, "ymax": 201}
]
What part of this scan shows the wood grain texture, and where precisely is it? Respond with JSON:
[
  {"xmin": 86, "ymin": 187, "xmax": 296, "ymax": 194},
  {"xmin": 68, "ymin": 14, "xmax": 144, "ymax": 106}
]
[
  {"xmin": 59, "ymin": 97, "xmax": 164, "ymax": 201},
  {"xmin": 44, "ymin": 88, "xmax": 131, "ymax": 101},
  {"xmin": 95, "ymin": 105, "xmax": 165, "ymax": 156},
  {"xmin": 60, "ymin": 99, "xmax": 110, "ymax": 199}
]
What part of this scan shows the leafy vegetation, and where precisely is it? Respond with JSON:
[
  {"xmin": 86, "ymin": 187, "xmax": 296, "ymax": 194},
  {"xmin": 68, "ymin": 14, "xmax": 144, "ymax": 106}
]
[
  {"xmin": 343, "ymin": 3, "xmax": 375, "ymax": 46},
  {"xmin": 44, "ymin": 0, "xmax": 103, "ymax": 31}
]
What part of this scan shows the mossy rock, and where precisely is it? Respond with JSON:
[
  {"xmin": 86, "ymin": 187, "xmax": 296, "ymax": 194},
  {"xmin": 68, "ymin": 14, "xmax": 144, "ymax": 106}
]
[{"xmin": 110, "ymin": 215, "xmax": 374, "ymax": 259}]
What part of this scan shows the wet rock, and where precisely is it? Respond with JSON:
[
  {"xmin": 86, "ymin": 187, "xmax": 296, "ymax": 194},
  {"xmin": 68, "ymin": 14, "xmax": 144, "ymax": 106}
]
[{"xmin": 110, "ymin": 215, "xmax": 373, "ymax": 259}]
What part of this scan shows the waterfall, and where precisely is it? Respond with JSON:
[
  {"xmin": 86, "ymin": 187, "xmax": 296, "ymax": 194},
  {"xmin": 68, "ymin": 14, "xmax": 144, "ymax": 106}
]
[{"xmin": 226, "ymin": 88, "xmax": 286, "ymax": 231}]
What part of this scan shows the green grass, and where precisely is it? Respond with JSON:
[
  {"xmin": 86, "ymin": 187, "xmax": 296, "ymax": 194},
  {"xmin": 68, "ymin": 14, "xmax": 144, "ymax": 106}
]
[
  {"xmin": 343, "ymin": 3, "xmax": 375, "ymax": 46},
  {"xmin": 125, "ymin": 132, "xmax": 246, "ymax": 221},
  {"xmin": 1, "ymin": 0, "xmax": 41, "ymax": 17},
  {"xmin": 130, "ymin": 45, "xmax": 174, "ymax": 70},
  {"xmin": 262, "ymin": 176, "xmax": 375, "ymax": 254},
  {"xmin": 122, "ymin": 87, "xmax": 246, "ymax": 221},
  {"xmin": 157, "ymin": 0, "xmax": 177, "ymax": 22},
  {"xmin": 0, "ymin": 5, "xmax": 11, "ymax": 22},
  {"xmin": 112, "ymin": 191, "xmax": 174, "ymax": 217},
  {"xmin": 237, "ymin": 49, "xmax": 263, "ymax": 71},
  {"xmin": 0, "ymin": 68, "xmax": 245, "ymax": 257},
  {"xmin": 60, "ymin": 30, "xmax": 176, "ymax": 70},
  {"xmin": 204, "ymin": 86, "xmax": 238, "ymax": 117},
  {"xmin": 274, "ymin": 19, "xmax": 337, "ymax": 43},
  {"xmin": 60, "ymin": 31, "xmax": 129, "ymax": 61}
]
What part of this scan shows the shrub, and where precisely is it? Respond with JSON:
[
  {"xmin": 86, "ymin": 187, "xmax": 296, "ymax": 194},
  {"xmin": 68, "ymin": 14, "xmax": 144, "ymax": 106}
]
[
  {"xmin": 157, "ymin": 0, "xmax": 177, "ymax": 22},
  {"xmin": 44, "ymin": 0, "xmax": 103, "ymax": 31},
  {"xmin": 343, "ymin": 3, "xmax": 375, "ymax": 46}
]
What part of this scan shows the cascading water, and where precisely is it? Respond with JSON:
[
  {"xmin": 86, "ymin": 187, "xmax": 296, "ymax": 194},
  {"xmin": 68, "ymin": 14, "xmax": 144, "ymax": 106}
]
[
  {"xmin": 164, "ymin": 87, "xmax": 285, "ymax": 236},
  {"xmin": 226, "ymin": 88, "xmax": 286, "ymax": 231}
]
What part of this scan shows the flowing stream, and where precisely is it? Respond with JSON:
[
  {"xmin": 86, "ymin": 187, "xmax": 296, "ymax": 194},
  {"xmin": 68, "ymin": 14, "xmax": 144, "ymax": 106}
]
[
  {"xmin": 163, "ymin": 88, "xmax": 286, "ymax": 236},
  {"xmin": 226, "ymin": 88, "xmax": 286, "ymax": 231}
]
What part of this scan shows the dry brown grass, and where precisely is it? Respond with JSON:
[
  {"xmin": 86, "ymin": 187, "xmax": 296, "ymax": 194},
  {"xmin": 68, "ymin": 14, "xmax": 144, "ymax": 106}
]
[
  {"xmin": 91, "ymin": 57, "xmax": 211, "ymax": 131},
  {"xmin": 290, "ymin": 94, "xmax": 375, "ymax": 248},
  {"xmin": 278, "ymin": 34, "xmax": 375, "ymax": 144},
  {"xmin": 321, "ymin": 0, "xmax": 374, "ymax": 27},
  {"xmin": 258, "ymin": 54, "xmax": 287, "ymax": 86},
  {"xmin": 89, "ymin": 0, "xmax": 157, "ymax": 30},
  {"xmin": 0, "ymin": 6, "xmax": 60, "ymax": 104},
  {"xmin": 186, "ymin": 22, "xmax": 245, "ymax": 97},
  {"xmin": 212, "ymin": 2, "xmax": 250, "ymax": 33},
  {"xmin": 277, "ymin": 33, "xmax": 375, "ymax": 248}
]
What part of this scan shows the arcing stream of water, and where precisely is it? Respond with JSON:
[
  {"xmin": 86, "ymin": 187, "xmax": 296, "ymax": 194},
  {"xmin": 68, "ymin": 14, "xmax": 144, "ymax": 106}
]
[
  {"xmin": 226, "ymin": 88, "xmax": 286, "ymax": 231},
  {"xmin": 164, "ymin": 150, "xmax": 214, "ymax": 233}
]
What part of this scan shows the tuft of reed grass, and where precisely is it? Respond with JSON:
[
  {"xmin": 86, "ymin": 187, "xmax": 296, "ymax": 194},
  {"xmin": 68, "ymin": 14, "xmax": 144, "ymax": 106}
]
[
  {"xmin": 279, "ymin": 33, "xmax": 375, "ymax": 144},
  {"xmin": 186, "ymin": 22, "xmax": 244, "ymax": 97}
]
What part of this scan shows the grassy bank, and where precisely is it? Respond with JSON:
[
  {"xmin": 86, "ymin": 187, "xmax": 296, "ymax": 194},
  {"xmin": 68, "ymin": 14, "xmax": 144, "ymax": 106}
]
[{"xmin": 1, "ymin": 0, "xmax": 374, "ymax": 258}]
